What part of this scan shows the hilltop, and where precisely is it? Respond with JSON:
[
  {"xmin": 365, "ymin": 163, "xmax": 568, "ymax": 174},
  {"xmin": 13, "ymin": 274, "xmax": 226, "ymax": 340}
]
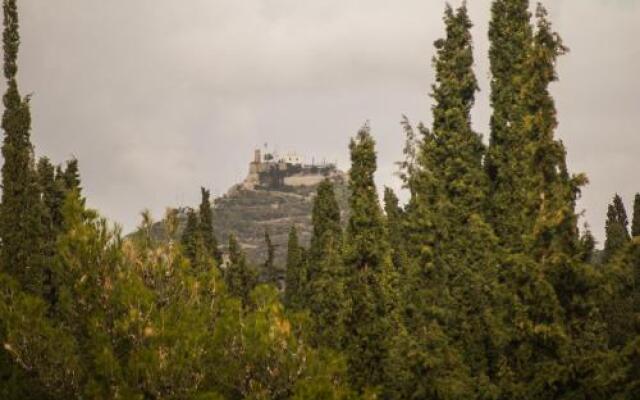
[{"xmin": 141, "ymin": 148, "xmax": 349, "ymax": 268}]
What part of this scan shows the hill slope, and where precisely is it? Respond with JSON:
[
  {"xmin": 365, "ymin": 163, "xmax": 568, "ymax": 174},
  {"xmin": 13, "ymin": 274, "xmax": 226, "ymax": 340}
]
[{"xmin": 139, "ymin": 153, "xmax": 349, "ymax": 268}]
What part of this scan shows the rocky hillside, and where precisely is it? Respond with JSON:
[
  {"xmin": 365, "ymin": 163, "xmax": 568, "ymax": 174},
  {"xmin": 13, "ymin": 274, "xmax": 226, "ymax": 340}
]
[
  {"xmin": 214, "ymin": 178, "xmax": 349, "ymax": 265},
  {"xmin": 141, "ymin": 167, "xmax": 348, "ymax": 266}
]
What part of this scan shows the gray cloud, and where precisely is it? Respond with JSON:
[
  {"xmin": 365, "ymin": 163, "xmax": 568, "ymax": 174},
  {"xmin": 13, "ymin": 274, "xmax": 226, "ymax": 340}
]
[{"xmin": 2, "ymin": 0, "xmax": 638, "ymax": 243}]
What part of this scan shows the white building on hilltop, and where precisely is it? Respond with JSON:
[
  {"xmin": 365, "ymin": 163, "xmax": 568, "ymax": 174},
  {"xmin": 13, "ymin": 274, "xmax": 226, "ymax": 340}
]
[{"xmin": 280, "ymin": 152, "xmax": 304, "ymax": 165}]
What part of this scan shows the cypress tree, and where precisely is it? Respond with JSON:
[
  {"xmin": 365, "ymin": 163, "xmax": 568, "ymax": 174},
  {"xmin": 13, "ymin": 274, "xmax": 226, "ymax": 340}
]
[
  {"xmin": 485, "ymin": 0, "xmax": 534, "ymax": 249},
  {"xmin": 198, "ymin": 187, "xmax": 222, "ymax": 265},
  {"xmin": 604, "ymin": 194, "xmax": 631, "ymax": 263},
  {"xmin": 383, "ymin": 187, "xmax": 406, "ymax": 273},
  {"xmin": 614, "ymin": 194, "xmax": 630, "ymax": 231},
  {"xmin": 523, "ymin": 5, "xmax": 586, "ymax": 261},
  {"xmin": 343, "ymin": 124, "xmax": 397, "ymax": 392},
  {"xmin": 225, "ymin": 234, "xmax": 256, "ymax": 305},
  {"xmin": 262, "ymin": 229, "xmax": 278, "ymax": 287},
  {"xmin": 306, "ymin": 179, "xmax": 346, "ymax": 349},
  {"xmin": 181, "ymin": 208, "xmax": 200, "ymax": 265},
  {"xmin": 0, "ymin": 1, "xmax": 51, "ymax": 394},
  {"xmin": 0, "ymin": 0, "xmax": 44, "ymax": 295},
  {"xmin": 430, "ymin": 3, "xmax": 487, "ymax": 212},
  {"xmin": 62, "ymin": 158, "xmax": 81, "ymax": 194},
  {"xmin": 579, "ymin": 226, "xmax": 596, "ymax": 263},
  {"xmin": 396, "ymin": 115, "xmax": 419, "ymax": 197},
  {"xmin": 504, "ymin": 7, "xmax": 607, "ymax": 398},
  {"xmin": 309, "ymin": 179, "xmax": 342, "ymax": 267},
  {"xmin": 36, "ymin": 157, "xmax": 66, "ymax": 306},
  {"xmin": 417, "ymin": 5, "xmax": 506, "ymax": 394},
  {"xmin": 283, "ymin": 226, "xmax": 305, "ymax": 310},
  {"xmin": 632, "ymin": 193, "xmax": 640, "ymax": 238}
]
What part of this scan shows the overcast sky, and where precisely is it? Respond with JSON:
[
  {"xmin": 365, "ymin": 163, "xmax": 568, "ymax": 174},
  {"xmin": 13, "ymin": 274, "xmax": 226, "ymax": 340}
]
[{"xmin": 4, "ymin": 0, "xmax": 639, "ymax": 243}]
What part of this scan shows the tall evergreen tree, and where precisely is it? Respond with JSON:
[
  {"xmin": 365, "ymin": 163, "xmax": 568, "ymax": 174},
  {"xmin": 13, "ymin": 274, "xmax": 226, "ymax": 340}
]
[
  {"xmin": 343, "ymin": 124, "xmax": 397, "ymax": 393},
  {"xmin": 383, "ymin": 187, "xmax": 406, "ymax": 274},
  {"xmin": 198, "ymin": 187, "xmax": 222, "ymax": 265},
  {"xmin": 0, "ymin": 0, "xmax": 44, "ymax": 295},
  {"xmin": 225, "ymin": 234, "xmax": 256, "ymax": 305},
  {"xmin": 0, "ymin": 2, "xmax": 53, "ymax": 395},
  {"xmin": 36, "ymin": 157, "xmax": 66, "ymax": 305},
  {"xmin": 262, "ymin": 229, "xmax": 278, "ymax": 287},
  {"xmin": 39, "ymin": 159, "xmax": 67, "ymax": 235},
  {"xmin": 309, "ymin": 179, "xmax": 342, "ymax": 267},
  {"xmin": 62, "ymin": 158, "xmax": 81, "ymax": 193},
  {"xmin": 181, "ymin": 208, "xmax": 200, "ymax": 265},
  {"xmin": 523, "ymin": 5, "xmax": 585, "ymax": 260},
  {"xmin": 485, "ymin": 0, "xmax": 534, "ymax": 249},
  {"xmin": 632, "ymin": 193, "xmax": 640, "ymax": 238},
  {"xmin": 283, "ymin": 226, "xmax": 305, "ymax": 310},
  {"xmin": 613, "ymin": 194, "xmax": 630, "ymax": 232},
  {"xmin": 396, "ymin": 115, "xmax": 419, "ymax": 192},
  {"xmin": 604, "ymin": 194, "xmax": 631, "ymax": 263},
  {"xmin": 430, "ymin": 3, "xmax": 487, "ymax": 213},
  {"xmin": 579, "ymin": 225, "xmax": 596, "ymax": 263},
  {"xmin": 307, "ymin": 179, "xmax": 346, "ymax": 349},
  {"xmin": 502, "ymin": 7, "xmax": 607, "ymax": 398},
  {"xmin": 413, "ymin": 6, "xmax": 506, "ymax": 395}
]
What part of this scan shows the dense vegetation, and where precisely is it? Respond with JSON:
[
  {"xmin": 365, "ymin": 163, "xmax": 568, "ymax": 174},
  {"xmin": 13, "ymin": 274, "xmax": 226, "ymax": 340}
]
[{"xmin": 1, "ymin": 0, "xmax": 639, "ymax": 399}]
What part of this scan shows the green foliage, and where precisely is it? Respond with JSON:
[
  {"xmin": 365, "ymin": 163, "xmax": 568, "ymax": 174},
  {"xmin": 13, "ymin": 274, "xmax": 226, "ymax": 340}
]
[
  {"xmin": 62, "ymin": 158, "xmax": 81, "ymax": 194},
  {"xmin": 1, "ymin": 196, "xmax": 352, "ymax": 399},
  {"xmin": 284, "ymin": 226, "xmax": 305, "ymax": 310},
  {"xmin": 262, "ymin": 228, "xmax": 279, "ymax": 287},
  {"xmin": 383, "ymin": 187, "xmax": 407, "ymax": 275},
  {"xmin": 343, "ymin": 124, "xmax": 398, "ymax": 393},
  {"xmin": 2, "ymin": 0, "xmax": 640, "ymax": 398},
  {"xmin": 225, "ymin": 234, "xmax": 258, "ymax": 305},
  {"xmin": 485, "ymin": 0, "xmax": 534, "ymax": 250},
  {"xmin": 604, "ymin": 194, "xmax": 631, "ymax": 263},
  {"xmin": 310, "ymin": 179, "xmax": 342, "ymax": 267},
  {"xmin": 579, "ymin": 226, "xmax": 597, "ymax": 263},
  {"xmin": 0, "ymin": 0, "xmax": 44, "ymax": 296},
  {"xmin": 181, "ymin": 207, "xmax": 202, "ymax": 264},
  {"xmin": 306, "ymin": 179, "xmax": 346, "ymax": 349},
  {"xmin": 199, "ymin": 187, "xmax": 222, "ymax": 265},
  {"xmin": 632, "ymin": 193, "xmax": 640, "ymax": 238}
]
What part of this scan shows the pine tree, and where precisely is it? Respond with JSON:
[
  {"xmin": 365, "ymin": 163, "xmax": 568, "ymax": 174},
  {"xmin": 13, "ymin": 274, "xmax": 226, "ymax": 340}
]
[
  {"xmin": 632, "ymin": 193, "xmax": 640, "ymax": 238},
  {"xmin": 604, "ymin": 194, "xmax": 630, "ymax": 263},
  {"xmin": 198, "ymin": 187, "xmax": 222, "ymax": 265},
  {"xmin": 225, "ymin": 234, "xmax": 256, "ymax": 305},
  {"xmin": 485, "ymin": 0, "xmax": 534, "ymax": 249},
  {"xmin": 343, "ymin": 124, "xmax": 397, "ymax": 392},
  {"xmin": 283, "ymin": 226, "xmax": 305, "ymax": 310}
]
